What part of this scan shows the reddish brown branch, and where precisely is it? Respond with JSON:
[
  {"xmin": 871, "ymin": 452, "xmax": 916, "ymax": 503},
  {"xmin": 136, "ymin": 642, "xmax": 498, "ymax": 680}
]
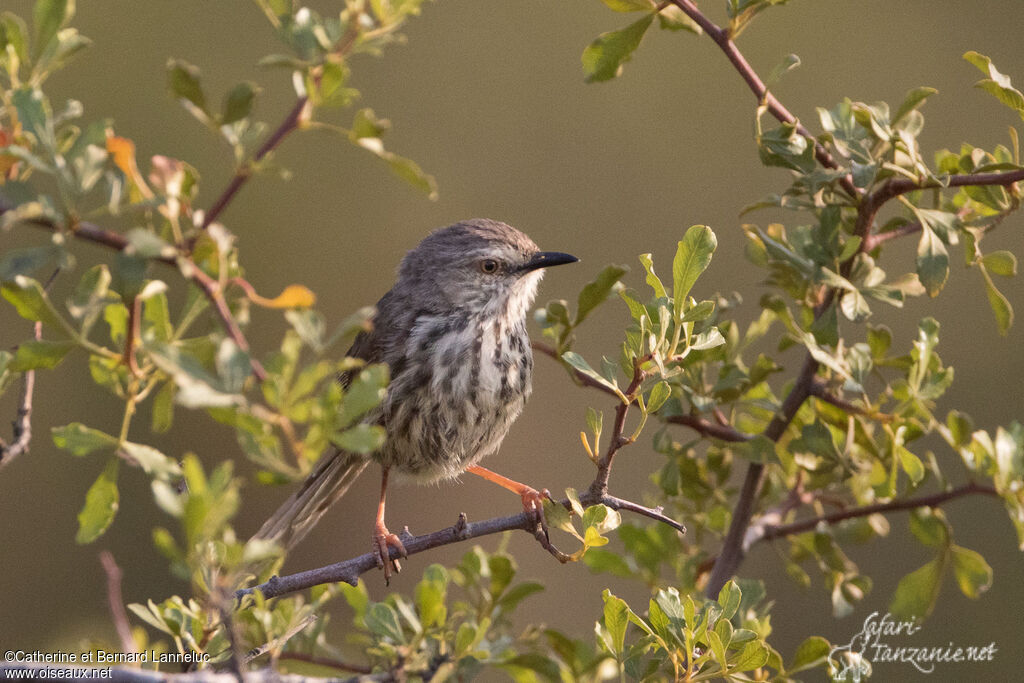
[
  {"xmin": 668, "ymin": 0, "xmax": 860, "ymax": 199},
  {"xmin": 14, "ymin": 211, "xmax": 269, "ymax": 383},
  {"xmin": 589, "ymin": 362, "xmax": 646, "ymax": 498},
  {"xmin": 201, "ymin": 96, "xmax": 310, "ymax": 231}
]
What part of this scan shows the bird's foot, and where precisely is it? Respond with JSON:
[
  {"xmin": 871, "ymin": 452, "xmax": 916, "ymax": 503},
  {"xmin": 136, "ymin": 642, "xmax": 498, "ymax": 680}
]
[
  {"xmin": 520, "ymin": 486, "xmax": 552, "ymax": 541},
  {"xmin": 373, "ymin": 523, "xmax": 408, "ymax": 585}
]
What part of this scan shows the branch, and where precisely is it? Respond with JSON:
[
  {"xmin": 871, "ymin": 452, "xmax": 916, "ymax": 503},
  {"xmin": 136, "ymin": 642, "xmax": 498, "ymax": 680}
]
[
  {"xmin": 238, "ymin": 490, "xmax": 683, "ymax": 602},
  {"xmin": 705, "ymin": 352, "xmax": 818, "ymax": 597},
  {"xmin": 99, "ymin": 551, "xmax": 138, "ymax": 656},
  {"xmin": 668, "ymin": 0, "xmax": 860, "ymax": 199},
  {"xmin": 0, "ymin": 321, "xmax": 40, "ymax": 470},
  {"xmin": 808, "ymin": 380, "xmax": 895, "ymax": 423},
  {"xmin": 665, "ymin": 414, "xmax": 752, "ymax": 442},
  {"xmin": 588, "ymin": 361, "xmax": 645, "ymax": 497},
  {"xmin": 0, "ymin": 664, "xmax": 354, "ymax": 683},
  {"xmin": 200, "ymin": 96, "xmax": 310, "ymax": 231},
  {"xmin": 751, "ymin": 481, "xmax": 998, "ymax": 544},
  {"xmin": 11, "ymin": 211, "xmax": 269, "ymax": 382}
]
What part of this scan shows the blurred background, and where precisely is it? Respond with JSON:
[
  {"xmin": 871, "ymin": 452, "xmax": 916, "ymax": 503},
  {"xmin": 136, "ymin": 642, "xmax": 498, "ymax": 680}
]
[{"xmin": 2, "ymin": 0, "xmax": 1023, "ymax": 679}]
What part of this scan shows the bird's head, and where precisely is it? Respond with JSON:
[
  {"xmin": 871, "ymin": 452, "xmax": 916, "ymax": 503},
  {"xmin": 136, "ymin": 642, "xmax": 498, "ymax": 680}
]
[{"xmin": 396, "ymin": 219, "xmax": 578, "ymax": 317}]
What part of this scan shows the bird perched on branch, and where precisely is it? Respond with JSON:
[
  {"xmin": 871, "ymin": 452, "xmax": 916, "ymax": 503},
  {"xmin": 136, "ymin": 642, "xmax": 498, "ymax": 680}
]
[{"xmin": 255, "ymin": 219, "xmax": 578, "ymax": 581}]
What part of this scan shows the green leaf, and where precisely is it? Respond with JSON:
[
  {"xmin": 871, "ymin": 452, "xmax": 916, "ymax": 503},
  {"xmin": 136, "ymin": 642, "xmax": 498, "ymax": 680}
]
[
  {"xmin": 600, "ymin": 0, "xmax": 655, "ymax": 10},
  {"xmin": 333, "ymin": 423, "xmax": 385, "ymax": 454},
  {"xmin": 52, "ymin": 423, "xmax": 117, "ymax": 456},
  {"xmin": 1, "ymin": 12, "xmax": 30, "ymax": 62},
  {"xmin": 562, "ymin": 351, "xmax": 624, "ymax": 400},
  {"xmin": 34, "ymin": 0, "xmax": 75, "ymax": 60},
  {"xmin": 67, "ymin": 264, "xmax": 112, "ymax": 336},
  {"xmin": 730, "ymin": 641, "xmax": 770, "ymax": 672},
  {"xmin": 950, "ymin": 545, "xmax": 992, "ymax": 599},
  {"xmin": 646, "ymin": 381, "xmax": 670, "ymax": 413},
  {"xmin": 656, "ymin": 5, "xmax": 701, "ymax": 33},
  {"xmin": 166, "ymin": 59, "xmax": 208, "ymax": 117},
  {"xmin": 789, "ymin": 635, "xmax": 831, "ymax": 673},
  {"xmin": 672, "ymin": 225, "xmax": 717, "ymax": 316},
  {"xmin": 365, "ymin": 602, "xmax": 405, "ymax": 643},
  {"xmin": 581, "ymin": 15, "xmax": 654, "ymax": 83},
  {"xmin": 0, "ymin": 245, "xmax": 60, "ymax": 281},
  {"xmin": 766, "ymin": 53, "xmax": 801, "ymax": 86},
  {"xmin": 120, "ymin": 441, "xmax": 181, "ymax": 481},
  {"xmin": 689, "ymin": 327, "xmax": 725, "ymax": 350},
  {"xmin": 717, "ymin": 580, "xmax": 742, "ymax": 619},
  {"xmin": 338, "ymin": 364, "xmax": 389, "ymax": 426},
  {"xmin": 964, "ymin": 51, "xmax": 1024, "ymax": 119},
  {"xmin": 909, "ymin": 509, "xmax": 949, "ymax": 548},
  {"xmin": 889, "ymin": 557, "xmax": 943, "ymax": 618},
  {"xmin": 575, "ymin": 264, "xmax": 628, "ymax": 325},
  {"xmin": 602, "ymin": 589, "xmax": 630, "ymax": 657},
  {"xmin": 415, "ymin": 564, "xmax": 448, "ymax": 629},
  {"xmin": 222, "ymin": 82, "xmax": 258, "ymax": 125},
  {"xmin": 9, "ymin": 339, "xmax": 74, "ymax": 370},
  {"xmin": 2, "ymin": 275, "xmax": 73, "ymax": 338},
  {"xmin": 981, "ymin": 250, "xmax": 1017, "ymax": 277},
  {"xmin": 915, "ymin": 226, "xmax": 948, "ymax": 297},
  {"xmin": 892, "ymin": 86, "xmax": 938, "ymax": 125},
  {"xmin": 638, "ymin": 253, "xmax": 667, "ymax": 299},
  {"xmin": 76, "ymin": 458, "xmax": 119, "ymax": 544},
  {"xmin": 897, "ymin": 446, "xmax": 925, "ymax": 485},
  {"xmin": 983, "ymin": 274, "xmax": 1013, "ymax": 336}
]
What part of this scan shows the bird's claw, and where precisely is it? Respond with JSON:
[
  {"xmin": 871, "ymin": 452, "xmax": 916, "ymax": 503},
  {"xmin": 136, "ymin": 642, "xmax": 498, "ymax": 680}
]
[
  {"xmin": 373, "ymin": 526, "xmax": 407, "ymax": 585},
  {"xmin": 521, "ymin": 487, "xmax": 552, "ymax": 541}
]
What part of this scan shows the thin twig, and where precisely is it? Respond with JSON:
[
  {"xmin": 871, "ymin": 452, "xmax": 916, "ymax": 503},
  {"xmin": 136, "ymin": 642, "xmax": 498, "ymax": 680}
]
[
  {"xmin": 668, "ymin": 0, "xmax": 860, "ymax": 199},
  {"xmin": 99, "ymin": 551, "xmax": 138, "ymax": 655},
  {"xmin": 276, "ymin": 653, "xmax": 373, "ymax": 674},
  {"xmin": 754, "ymin": 481, "xmax": 997, "ymax": 543},
  {"xmin": 665, "ymin": 414, "xmax": 752, "ymax": 442},
  {"xmin": 18, "ymin": 214, "xmax": 268, "ymax": 382},
  {"xmin": 808, "ymin": 380, "xmax": 895, "ymax": 423},
  {"xmin": 200, "ymin": 96, "xmax": 310, "ymax": 231},
  {"xmin": 0, "ymin": 268, "xmax": 59, "ymax": 469}
]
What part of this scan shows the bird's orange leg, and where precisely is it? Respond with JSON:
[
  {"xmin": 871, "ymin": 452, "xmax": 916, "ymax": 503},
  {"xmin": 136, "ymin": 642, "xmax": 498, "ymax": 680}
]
[
  {"xmin": 373, "ymin": 466, "xmax": 407, "ymax": 584},
  {"xmin": 465, "ymin": 464, "xmax": 552, "ymax": 535}
]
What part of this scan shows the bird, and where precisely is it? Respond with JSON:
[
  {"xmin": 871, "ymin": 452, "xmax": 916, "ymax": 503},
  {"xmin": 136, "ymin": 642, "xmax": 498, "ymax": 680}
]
[{"xmin": 255, "ymin": 219, "xmax": 579, "ymax": 581}]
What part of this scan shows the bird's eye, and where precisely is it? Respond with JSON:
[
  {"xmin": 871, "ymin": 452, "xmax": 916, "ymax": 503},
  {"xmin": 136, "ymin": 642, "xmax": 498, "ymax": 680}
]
[{"xmin": 479, "ymin": 259, "xmax": 500, "ymax": 274}]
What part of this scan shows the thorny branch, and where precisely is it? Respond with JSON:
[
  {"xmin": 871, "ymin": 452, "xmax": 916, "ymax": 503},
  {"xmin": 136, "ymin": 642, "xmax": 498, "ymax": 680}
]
[{"xmin": 239, "ymin": 490, "xmax": 684, "ymax": 603}]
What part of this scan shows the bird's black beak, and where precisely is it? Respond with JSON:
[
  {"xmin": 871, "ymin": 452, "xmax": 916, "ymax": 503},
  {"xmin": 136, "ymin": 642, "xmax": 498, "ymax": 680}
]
[{"xmin": 520, "ymin": 251, "xmax": 579, "ymax": 273}]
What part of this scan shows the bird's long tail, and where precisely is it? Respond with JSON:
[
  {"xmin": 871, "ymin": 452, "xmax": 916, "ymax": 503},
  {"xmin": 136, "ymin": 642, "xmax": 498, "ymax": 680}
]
[{"xmin": 254, "ymin": 448, "xmax": 370, "ymax": 551}]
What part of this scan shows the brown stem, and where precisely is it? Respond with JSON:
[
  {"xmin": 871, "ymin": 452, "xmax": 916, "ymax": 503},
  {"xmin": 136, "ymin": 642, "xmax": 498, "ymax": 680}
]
[
  {"xmin": 99, "ymin": 551, "xmax": 138, "ymax": 655},
  {"xmin": 200, "ymin": 96, "xmax": 310, "ymax": 231},
  {"xmin": 705, "ymin": 353, "xmax": 818, "ymax": 597},
  {"xmin": 808, "ymin": 380, "xmax": 895, "ymax": 423},
  {"xmin": 754, "ymin": 481, "xmax": 998, "ymax": 543},
  {"xmin": 665, "ymin": 414, "xmax": 752, "ymax": 442},
  {"xmin": 589, "ymin": 362, "xmax": 645, "ymax": 498},
  {"xmin": 668, "ymin": 0, "xmax": 860, "ymax": 199},
  {"xmin": 275, "ymin": 653, "xmax": 372, "ymax": 674}
]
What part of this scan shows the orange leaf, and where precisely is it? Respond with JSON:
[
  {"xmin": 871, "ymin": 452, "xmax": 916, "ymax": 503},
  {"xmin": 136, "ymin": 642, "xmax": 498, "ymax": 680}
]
[
  {"xmin": 248, "ymin": 284, "xmax": 317, "ymax": 309},
  {"xmin": 106, "ymin": 134, "xmax": 154, "ymax": 200}
]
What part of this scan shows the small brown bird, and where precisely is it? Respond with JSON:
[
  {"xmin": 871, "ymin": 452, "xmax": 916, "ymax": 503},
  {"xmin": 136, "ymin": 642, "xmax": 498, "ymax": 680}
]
[{"xmin": 256, "ymin": 219, "xmax": 578, "ymax": 580}]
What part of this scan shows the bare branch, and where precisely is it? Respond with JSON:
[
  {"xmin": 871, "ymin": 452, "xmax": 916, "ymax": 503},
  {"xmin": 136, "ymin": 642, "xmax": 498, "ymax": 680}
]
[
  {"xmin": 665, "ymin": 414, "xmax": 752, "ymax": 442},
  {"xmin": 0, "ymin": 268, "xmax": 58, "ymax": 470},
  {"xmin": 99, "ymin": 551, "xmax": 138, "ymax": 656},
  {"xmin": 238, "ymin": 490, "xmax": 683, "ymax": 602},
  {"xmin": 753, "ymin": 481, "xmax": 998, "ymax": 543}
]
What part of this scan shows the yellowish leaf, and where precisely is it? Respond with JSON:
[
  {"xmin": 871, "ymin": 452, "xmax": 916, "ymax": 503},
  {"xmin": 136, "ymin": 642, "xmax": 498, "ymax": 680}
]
[
  {"xmin": 248, "ymin": 284, "xmax": 317, "ymax": 309},
  {"xmin": 106, "ymin": 134, "xmax": 154, "ymax": 201}
]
